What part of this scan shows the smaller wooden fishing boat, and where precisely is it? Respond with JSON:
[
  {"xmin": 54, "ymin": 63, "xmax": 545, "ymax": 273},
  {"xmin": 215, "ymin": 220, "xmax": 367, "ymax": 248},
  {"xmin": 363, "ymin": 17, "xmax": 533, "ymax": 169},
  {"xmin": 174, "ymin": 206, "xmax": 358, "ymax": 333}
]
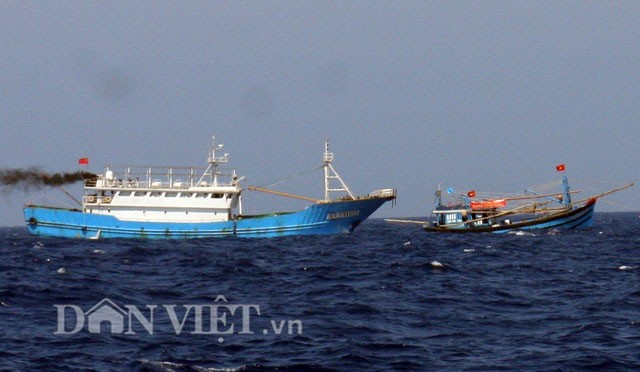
[{"xmin": 387, "ymin": 167, "xmax": 633, "ymax": 234}]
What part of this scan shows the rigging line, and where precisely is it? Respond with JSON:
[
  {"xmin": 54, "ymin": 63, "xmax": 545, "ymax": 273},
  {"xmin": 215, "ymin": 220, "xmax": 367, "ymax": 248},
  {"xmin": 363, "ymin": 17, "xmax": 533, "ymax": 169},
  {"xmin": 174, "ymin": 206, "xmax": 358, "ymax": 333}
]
[
  {"xmin": 255, "ymin": 165, "xmax": 323, "ymax": 188},
  {"xmin": 59, "ymin": 186, "xmax": 83, "ymax": 207}
]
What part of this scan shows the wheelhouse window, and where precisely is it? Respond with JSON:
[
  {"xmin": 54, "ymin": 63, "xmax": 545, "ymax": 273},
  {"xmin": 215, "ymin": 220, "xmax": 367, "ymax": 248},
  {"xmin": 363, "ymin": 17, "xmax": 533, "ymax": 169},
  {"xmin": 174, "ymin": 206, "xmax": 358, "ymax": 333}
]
[{"xmin": 445, "ymin": 213, "xmax": 462, "ymax": 224}]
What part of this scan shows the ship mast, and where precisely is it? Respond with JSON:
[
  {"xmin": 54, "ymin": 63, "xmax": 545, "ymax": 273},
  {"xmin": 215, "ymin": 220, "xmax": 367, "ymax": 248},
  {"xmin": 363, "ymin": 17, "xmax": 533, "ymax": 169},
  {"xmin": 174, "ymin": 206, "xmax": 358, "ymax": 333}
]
[
  {"xmin": 198, "ymin": 136, "xmax": 229, "ymax": 187},
  {"xmin": 323, "ymin": 139, "xmax": 355, "ymax": 201}
]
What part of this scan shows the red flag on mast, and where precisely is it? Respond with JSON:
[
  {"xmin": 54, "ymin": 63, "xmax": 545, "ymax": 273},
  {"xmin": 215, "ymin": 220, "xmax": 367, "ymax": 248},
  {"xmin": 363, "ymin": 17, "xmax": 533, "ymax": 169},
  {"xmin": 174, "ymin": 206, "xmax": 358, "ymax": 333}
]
[
  {"xmin": 78, "ymin": 157, "xmax": 89, "ymax": 165},
  {"xmin": 555, "ymin": 164, "xmax": 566, "ymax": 172}
]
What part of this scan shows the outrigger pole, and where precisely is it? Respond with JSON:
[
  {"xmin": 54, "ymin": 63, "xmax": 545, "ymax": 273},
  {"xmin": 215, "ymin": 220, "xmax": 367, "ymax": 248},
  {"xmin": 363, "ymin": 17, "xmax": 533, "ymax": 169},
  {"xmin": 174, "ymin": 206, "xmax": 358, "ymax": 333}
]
[
  {"xmin": 503, "ymin": 190, "xmax": 581, "ymax": 201},
  {"xmin": 571, "ymin": 182, "xmax": 634, "ymax": 205},
  {"xmin": 384, "ymin": 218, "xmax": 427, "ymax": 225}
]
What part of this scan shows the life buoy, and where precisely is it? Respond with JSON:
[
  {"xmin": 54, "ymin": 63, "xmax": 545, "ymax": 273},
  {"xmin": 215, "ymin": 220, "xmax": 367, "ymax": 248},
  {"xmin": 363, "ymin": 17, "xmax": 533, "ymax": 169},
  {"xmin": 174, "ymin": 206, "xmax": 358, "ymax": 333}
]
[
  {"xmin": 103, "ymin": 196, "xmax": 112, "ymax": 203},
  {"xmin": 87, "ymin": 196, "xmax": 96, "ymax": 203}
]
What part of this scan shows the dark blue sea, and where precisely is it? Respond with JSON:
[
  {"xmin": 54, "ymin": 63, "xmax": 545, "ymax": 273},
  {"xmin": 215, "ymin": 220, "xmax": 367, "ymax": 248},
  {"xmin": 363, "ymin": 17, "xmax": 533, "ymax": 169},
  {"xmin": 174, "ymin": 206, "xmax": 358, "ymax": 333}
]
[{"xmin": 1, "ymin": 213, "xmax": 639, "ymax": 371}]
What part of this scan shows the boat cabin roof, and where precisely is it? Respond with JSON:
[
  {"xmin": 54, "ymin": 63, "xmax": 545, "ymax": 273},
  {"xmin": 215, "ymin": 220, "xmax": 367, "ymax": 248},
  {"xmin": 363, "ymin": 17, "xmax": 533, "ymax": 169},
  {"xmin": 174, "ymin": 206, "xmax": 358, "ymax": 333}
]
[{"xmin": 432, "ymin": 209, "xmax": 468, "ymax": 214}]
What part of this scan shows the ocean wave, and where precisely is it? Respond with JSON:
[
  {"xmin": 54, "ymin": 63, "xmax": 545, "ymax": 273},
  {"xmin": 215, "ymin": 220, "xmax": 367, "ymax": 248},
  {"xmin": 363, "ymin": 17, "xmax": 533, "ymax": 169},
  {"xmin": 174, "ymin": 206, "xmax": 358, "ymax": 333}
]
[{"xmin": 1, "ymin": 215, "xmax": 640, "ymax": 370}]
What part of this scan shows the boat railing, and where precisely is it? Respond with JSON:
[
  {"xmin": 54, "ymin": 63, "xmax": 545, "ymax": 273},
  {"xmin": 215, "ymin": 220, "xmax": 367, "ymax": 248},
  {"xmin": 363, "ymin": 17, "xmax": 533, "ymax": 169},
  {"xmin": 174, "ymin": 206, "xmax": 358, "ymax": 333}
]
[
  {"xmin": 86, "ymin": 165, "xmax": 237, "ymax": 189},
  {"xmin": 368, "ymin": 188, "xmax": 396, "ymax": 199}
]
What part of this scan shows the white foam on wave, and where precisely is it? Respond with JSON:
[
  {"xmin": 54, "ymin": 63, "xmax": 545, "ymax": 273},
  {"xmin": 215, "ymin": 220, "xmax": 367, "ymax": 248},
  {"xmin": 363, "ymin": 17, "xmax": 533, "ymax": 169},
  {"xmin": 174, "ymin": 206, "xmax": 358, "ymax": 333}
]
[
  {"xmin": 138, "ymin": 359, "xmax": 245, "ymax": 372},
  {"xmin": 507, "ymin": 230, "xmax": 536, "ymax": 236}
]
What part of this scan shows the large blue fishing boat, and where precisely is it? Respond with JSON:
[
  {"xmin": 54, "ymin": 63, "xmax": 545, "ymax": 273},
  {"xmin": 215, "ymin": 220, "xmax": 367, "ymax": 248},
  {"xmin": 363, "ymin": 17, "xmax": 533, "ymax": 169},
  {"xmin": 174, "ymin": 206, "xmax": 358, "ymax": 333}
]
[{"xmin": 24, "ymin": 137, "xmax": 395, "ymax": 239}]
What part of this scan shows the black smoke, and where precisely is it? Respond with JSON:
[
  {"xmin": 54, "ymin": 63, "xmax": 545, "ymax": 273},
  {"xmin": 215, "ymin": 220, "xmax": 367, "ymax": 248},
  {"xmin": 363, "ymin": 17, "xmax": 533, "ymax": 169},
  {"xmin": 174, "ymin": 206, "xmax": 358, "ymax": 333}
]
[{"xmin": 0, "ymin": 168, "xmax": 97, "ymax": 189}]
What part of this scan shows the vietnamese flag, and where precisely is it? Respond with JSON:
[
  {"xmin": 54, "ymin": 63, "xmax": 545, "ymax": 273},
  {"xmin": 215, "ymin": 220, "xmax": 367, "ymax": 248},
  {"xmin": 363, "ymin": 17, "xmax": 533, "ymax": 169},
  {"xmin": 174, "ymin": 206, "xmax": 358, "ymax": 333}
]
[
  {"xmin": 467, "ymin": 190, "xmax": 476, "ymax": 198},
  {"xmin": 555, "ymin": 164, "xmax": 566, "ymax": 172},
  {"xmin": 78, "ymin": 157, "xmax": 89, "ymax": 165}
]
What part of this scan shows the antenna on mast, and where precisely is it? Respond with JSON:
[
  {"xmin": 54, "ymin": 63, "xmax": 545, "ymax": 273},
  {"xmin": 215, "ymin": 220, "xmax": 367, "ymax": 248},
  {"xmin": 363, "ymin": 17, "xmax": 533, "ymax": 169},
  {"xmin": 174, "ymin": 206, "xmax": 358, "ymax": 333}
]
[
  {"xmin": 208, "ymin": 136, "xmax": 227, "ymax": 164},
  {"xmin": 199, "ymin": 135, "xmax": 229, "ymax": 187}
]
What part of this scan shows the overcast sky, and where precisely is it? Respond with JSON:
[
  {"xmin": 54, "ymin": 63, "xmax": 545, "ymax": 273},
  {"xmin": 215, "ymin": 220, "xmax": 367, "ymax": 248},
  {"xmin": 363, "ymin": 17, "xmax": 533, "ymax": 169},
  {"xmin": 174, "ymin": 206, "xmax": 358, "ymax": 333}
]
[{"xmin": 1, "ymin": 1, "xmax": 638, "ymax": 226}]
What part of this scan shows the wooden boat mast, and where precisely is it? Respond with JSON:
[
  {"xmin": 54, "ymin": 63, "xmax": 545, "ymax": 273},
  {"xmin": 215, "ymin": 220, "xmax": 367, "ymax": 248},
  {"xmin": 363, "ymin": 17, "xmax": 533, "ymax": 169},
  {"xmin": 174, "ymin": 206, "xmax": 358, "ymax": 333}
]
[{"xmin": 523, "ymin": 175, "xmax": 572, "ymax": 209}]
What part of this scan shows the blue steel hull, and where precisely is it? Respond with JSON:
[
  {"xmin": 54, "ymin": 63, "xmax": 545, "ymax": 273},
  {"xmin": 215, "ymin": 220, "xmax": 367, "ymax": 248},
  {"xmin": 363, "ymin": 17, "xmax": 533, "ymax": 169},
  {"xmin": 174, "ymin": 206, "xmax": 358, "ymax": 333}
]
[
  {"xmin": 24, "ymin": 197, "xmax": 392, "ymax": 239},
  {"xmin": 424, "ymin": 198, "xmax": 596, "ymax": 234}
]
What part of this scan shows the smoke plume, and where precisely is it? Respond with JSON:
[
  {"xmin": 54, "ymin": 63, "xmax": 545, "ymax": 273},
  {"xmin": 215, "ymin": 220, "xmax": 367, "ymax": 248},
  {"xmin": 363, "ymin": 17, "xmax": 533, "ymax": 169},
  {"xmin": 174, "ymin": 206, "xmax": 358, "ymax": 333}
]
[{"xmin": 0, "ymin": 168, "xmax": 97, "ymax": 190}]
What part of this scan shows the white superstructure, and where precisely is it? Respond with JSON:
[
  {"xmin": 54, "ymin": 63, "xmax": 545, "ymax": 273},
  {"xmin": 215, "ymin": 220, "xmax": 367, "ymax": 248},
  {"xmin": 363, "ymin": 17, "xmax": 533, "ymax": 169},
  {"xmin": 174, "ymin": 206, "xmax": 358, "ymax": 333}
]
[{"xmin": 82, "ymin": 137, "xmax": 243, "ymax": 223}]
